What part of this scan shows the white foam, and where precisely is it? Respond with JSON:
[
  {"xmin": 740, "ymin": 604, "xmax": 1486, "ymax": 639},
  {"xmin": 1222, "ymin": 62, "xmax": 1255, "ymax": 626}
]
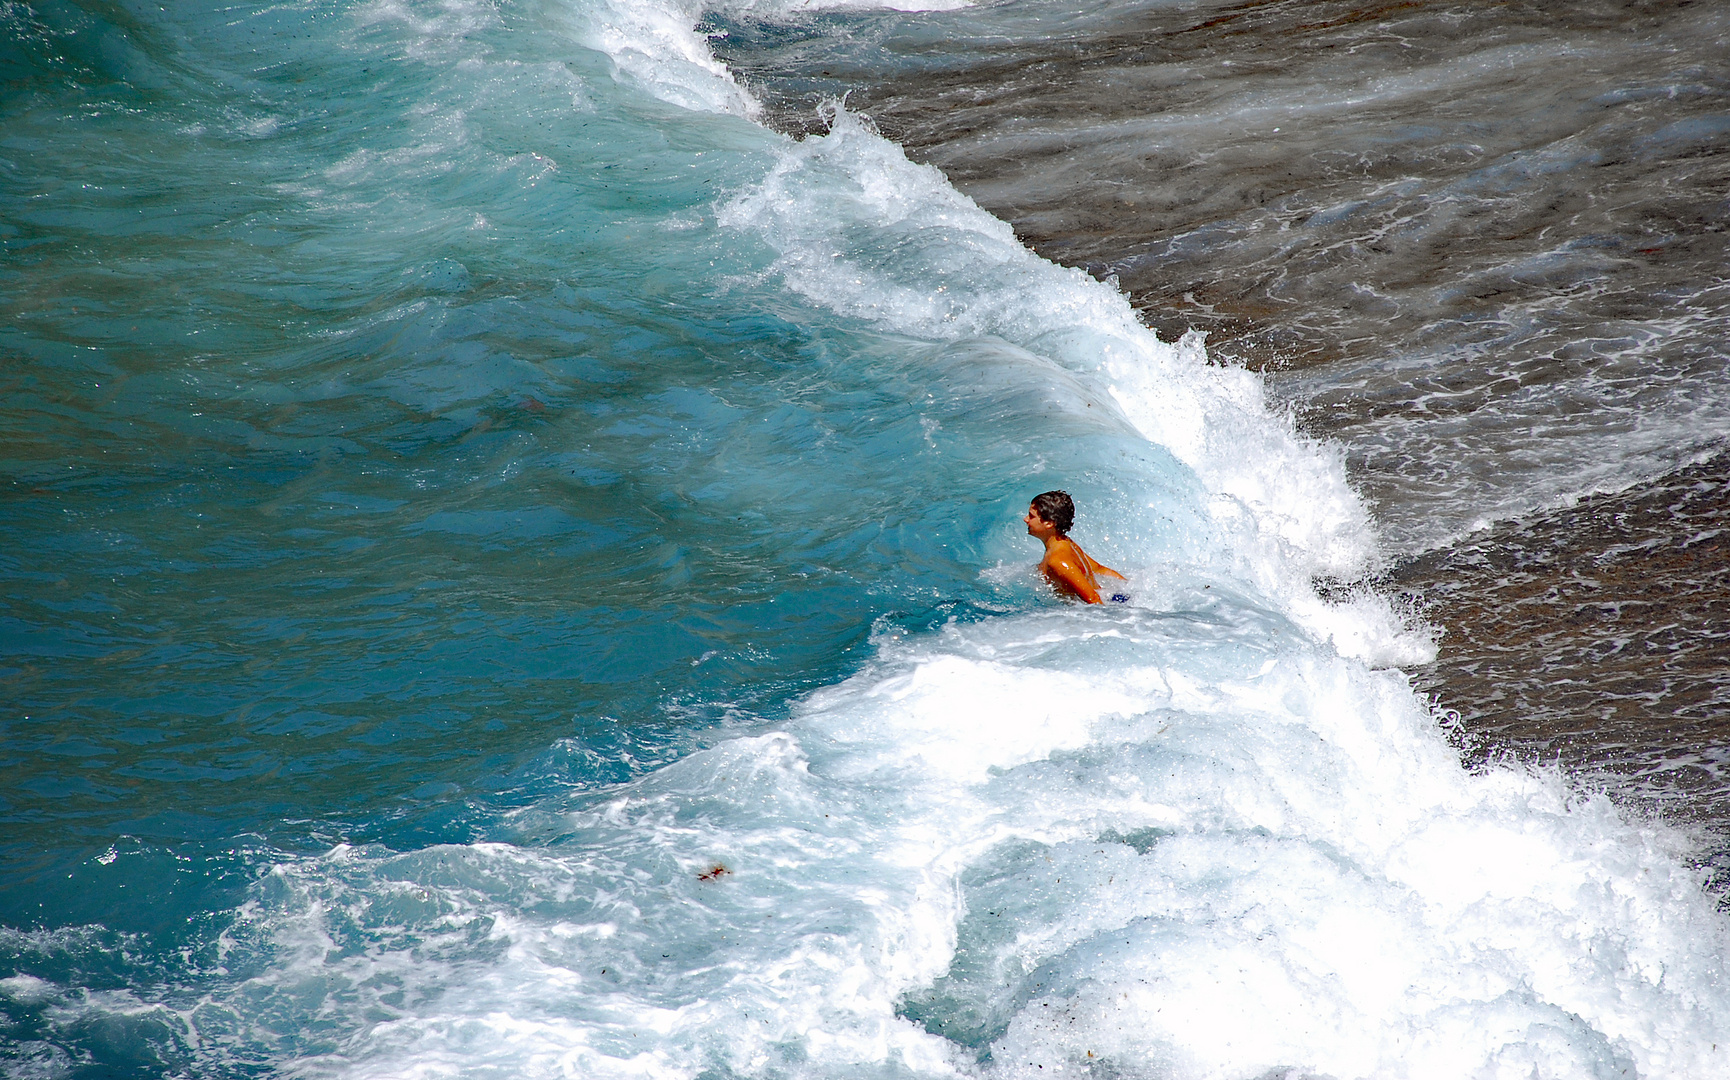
[
  {"xmin": 198, "ymin": 603, "xmax": 1730, "ymax": 1079},
  {"xmin": 539, "ymin": 0, "xmax": 759, "ymax": 117},
  {"xmin": 720, "ymin": 0, "xmax": 974, "ymax": 15}
]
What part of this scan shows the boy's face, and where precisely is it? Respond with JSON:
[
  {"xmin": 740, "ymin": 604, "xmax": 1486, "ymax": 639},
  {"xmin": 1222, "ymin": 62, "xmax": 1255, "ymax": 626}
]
[{"xmin": 1024, "ymin": 505, "xmax": 1056, "ymax": 539}]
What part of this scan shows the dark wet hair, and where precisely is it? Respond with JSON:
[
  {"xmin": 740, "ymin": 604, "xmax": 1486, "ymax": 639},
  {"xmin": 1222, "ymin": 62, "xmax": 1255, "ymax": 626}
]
[{"xmin": 1031, "ymin": 490, "xmax": 1075, "ymax": 536}]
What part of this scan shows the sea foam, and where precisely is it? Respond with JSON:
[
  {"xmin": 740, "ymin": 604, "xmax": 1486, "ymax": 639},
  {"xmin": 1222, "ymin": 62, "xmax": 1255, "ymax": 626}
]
[{"xmin": 229, "ymin": 597, "xmax": 1730, "ymax": 1079}]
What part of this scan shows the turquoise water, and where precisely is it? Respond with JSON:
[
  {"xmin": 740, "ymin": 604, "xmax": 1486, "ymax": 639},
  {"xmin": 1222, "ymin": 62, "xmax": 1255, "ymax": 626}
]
[{"xmin": 4, "ymin": 1, "xmax": 1729, "ymax": 1077}]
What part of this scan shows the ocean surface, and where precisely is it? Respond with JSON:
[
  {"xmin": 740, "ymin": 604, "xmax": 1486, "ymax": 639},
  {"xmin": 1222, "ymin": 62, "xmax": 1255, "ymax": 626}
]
[{"xmin": 2, "ymin": 0, "xmax": 1728, "ymax": 1077}]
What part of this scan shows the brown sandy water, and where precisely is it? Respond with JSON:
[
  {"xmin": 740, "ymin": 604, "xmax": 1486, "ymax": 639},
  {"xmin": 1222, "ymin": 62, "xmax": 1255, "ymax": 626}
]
[
  {"xmin": 1389, "ymin": 452, "xmax": 1730, "ymax": 826},
  {"xmin": 713, "ymin": 0, "xmax": 1730, "ymax": 831}
]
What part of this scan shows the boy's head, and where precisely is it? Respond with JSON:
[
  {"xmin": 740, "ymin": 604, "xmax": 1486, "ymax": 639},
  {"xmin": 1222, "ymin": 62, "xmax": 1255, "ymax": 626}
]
[{"xmin": 1030, "ymin": 490, "xmax": 1075, "ymax": 536}]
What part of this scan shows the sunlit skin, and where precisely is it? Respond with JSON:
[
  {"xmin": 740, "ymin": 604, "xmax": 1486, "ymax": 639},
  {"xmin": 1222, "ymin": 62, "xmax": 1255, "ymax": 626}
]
[{"xmin": 1024, "ymin": 503, "xmax": 1126, "ymax": 604}]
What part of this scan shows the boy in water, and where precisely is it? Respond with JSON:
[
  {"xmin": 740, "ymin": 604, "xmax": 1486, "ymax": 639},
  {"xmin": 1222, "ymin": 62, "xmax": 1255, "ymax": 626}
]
[{"xmin": 1023, "ymin": 490, "xmax": 1128, "ymax": 604}]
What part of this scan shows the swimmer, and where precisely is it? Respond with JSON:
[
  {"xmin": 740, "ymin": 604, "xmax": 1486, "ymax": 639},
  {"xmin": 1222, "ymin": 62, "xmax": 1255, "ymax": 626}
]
[{"xmin": 1023, "ymin": 490, "xmax": 1127, "ymax": 604}]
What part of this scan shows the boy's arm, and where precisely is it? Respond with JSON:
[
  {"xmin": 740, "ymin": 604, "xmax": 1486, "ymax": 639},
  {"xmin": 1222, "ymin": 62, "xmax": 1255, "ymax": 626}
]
[
  {"xmin": 1083, "ymin": 550, "xmax": 1126, "ymax": 582},
  {"xmin": 1047, "ymin": 552, "xmax": 1103, "ymax": 604}
]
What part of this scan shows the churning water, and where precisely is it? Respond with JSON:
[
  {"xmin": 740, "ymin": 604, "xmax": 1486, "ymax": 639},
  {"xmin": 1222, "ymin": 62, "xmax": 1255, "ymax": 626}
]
[{"xmin": 3, "ymin": 0, "xmax": 1729, "ymax": 1077}]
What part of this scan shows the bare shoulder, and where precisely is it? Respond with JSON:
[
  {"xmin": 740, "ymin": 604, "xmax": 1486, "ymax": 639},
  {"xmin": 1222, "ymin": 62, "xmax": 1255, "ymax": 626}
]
[{"xmin": 1047, "ymin": 540, "xmax": 1089, "ymax": 571}]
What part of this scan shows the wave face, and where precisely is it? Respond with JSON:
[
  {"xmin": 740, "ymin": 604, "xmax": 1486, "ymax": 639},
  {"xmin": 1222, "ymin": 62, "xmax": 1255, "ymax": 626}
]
[{"xmin": 1, "ymin": 0, "xmax": 1727, "ymax": 1077}]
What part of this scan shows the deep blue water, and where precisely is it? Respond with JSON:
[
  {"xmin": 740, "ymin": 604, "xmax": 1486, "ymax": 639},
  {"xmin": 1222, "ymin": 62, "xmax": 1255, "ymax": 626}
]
[{"xmin": 4, "ymin": 0, "xmax": 1729, "ymax": 1077}]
